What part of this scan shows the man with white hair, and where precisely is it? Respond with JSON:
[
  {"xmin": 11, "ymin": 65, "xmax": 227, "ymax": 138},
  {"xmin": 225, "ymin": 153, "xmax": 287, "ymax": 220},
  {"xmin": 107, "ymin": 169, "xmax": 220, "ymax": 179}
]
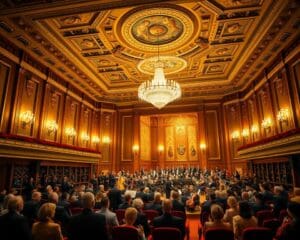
[
  {"xmin": 0, "ymin": 195, "xmax": 31, "ymax": 240},
  {"xmin": 68, "ymin": 192, "xmax": 108, "ymax": 240}
]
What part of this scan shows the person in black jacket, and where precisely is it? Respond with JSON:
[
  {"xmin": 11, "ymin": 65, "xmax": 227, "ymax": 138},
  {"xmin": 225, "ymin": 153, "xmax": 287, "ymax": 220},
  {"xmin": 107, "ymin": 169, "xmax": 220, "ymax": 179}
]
[
  {"xmin": 171, "ymin": 191, "xmax": 185, "ymax": 212},
  {"xmin": 0, "ymin": 195, "xmax": 31, "ymax": 240},
  {"xmin": 22, "ymin": 191, "xmax": 42, "ymax": 227},
  {"xmin": 68, "ymin": 192, "xmax": 108, "ymax": 240},
  {"xmin": 153, "ymin": 199, "xmax": 185, "ymax": 240},
  {"xmin": 132, "ymin": 198, "xmax": 150, "ymax": 237},
  {"xmin": 108, "ymin": 184, "xmax": 122, "ymax": 211}
]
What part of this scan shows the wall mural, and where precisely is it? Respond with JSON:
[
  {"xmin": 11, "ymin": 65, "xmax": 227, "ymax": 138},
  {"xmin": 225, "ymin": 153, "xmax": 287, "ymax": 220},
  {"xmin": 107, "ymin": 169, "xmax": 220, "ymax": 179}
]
[
  {"xmin": 164, "ymin": 114, "xmax": 198, "ymax": 161},
  {"xmin": 131, "ymin": 15, "xmax": 183, "ymax": 45}
]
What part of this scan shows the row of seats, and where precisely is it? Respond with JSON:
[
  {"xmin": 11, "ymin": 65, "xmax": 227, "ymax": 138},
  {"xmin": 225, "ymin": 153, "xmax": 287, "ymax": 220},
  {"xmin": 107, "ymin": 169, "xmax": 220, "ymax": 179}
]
[{"xmin": 111, "ymin": 225, "xmax": 274, "ymax": 240}]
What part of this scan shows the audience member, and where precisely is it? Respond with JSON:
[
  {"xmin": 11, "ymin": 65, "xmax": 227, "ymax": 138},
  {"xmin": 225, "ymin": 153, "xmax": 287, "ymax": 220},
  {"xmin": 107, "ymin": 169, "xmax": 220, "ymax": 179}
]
[
  {"xmin": 153, "ymin": 199, "xmax": 185, "ymax": 240},
  {"xmin": 68, "ymin": 192, "xmax": 108, "ymax": 240},
  {"xmin": 233, "ymin": 201, "xmax": 257, "ymax": 240},
  {"xmin": 122, "ymin": 207, "xmax": 146, "ymax": 240},
  {"xmin": 223, "ymin": 196, "xmax": 239, "ymax": 225},
  {"xmin": 204, "ymin": 204, "xmax": 231, "ymax": 232},
  {"xmin": 32, "ymin": 202, "xmax": 64, "ymax": 240},
  {"xmin": 96, "ymin": 196, "xmax": 119, "ymax": 240},
  {"xmin": 0, "ymin": 195, "xmax": 31, "ymax": 240}
]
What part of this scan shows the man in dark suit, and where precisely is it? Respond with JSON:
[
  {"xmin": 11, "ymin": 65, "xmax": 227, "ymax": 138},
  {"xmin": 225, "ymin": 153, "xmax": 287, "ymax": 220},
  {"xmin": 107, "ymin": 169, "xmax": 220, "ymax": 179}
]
[
  {"xmin": 0, "ymin": 195, "xmax": 31, "ymax": 240},
  {"xmin": 171, "ymin": 191, "xmax": 185, "ymax": 212},
  {"xmin": 22, "ymin": 191, "xmax": 41, "ymax": 227},
  {"xmin": 108, "ymin": 183, "xmax": 122, "ymax": 211},
  {"xmin": 68, "ymin": 192, "xmax": 108, "ymax": 240},
  {"xmin": 153, "ymin": 199, "xmax": 185, "ymax": 240}
]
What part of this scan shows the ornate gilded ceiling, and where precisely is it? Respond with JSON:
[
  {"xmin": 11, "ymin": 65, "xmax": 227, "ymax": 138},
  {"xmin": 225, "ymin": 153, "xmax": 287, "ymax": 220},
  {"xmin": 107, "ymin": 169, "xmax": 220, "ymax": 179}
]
[{"xmin": 0, "ymin": 0, "xmax": 299, "ymax": 106}]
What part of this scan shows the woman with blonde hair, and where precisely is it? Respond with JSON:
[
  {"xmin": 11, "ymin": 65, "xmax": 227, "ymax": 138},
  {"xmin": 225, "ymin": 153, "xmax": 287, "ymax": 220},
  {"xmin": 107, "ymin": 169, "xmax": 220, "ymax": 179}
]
[
  {"xmin": 32, "ymin": 203, "xmax": 63, "ymax": 240},
  {"xmin": 223, "ymin": 196, "xmax": 239, "ymax": 225},
  {"xmin": 204, "ymin": 204, "xmax": 231, "ymax": 232},
  {"xmin": 123, "ymin": 207, "xmax": 146, "ymax": 240}
]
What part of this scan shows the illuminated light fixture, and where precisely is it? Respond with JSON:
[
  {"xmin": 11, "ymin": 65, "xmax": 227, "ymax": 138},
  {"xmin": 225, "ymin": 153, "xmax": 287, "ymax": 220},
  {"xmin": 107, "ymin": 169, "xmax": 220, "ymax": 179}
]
[
  {"xmin": 138, "ymin": 39, "xmax": 181, "ymax": 109},
  {"xmin": 261, "ymin": 118, "xmax": 272, "ymax": 129},
  {"xmin": 20, "ymin": 111, "xmax": 35, "ymax": 128},
  {"xmin": 241, "ymin": 128, "xmax": 250, "ymax": 138},
  {"xmin": 65, "ymin": 127, "xmax": 76, "ymax": 137},
  {"xmin": 158, "ymin": 144, "xmax": 164, "ymax": 153},
  {"xmin": 102, "ymin": 136, "xmax": 111, "ymax": 144},
  {"xmin": 231, "ymin": 131, "xmax": 240, "ymax": 140},
  {"xmin": 81, "ymin": 133, "xmax": 90, "ymax": 142},
  {"xmin": 46, "ymin": 120, "xmax": 58, "ymax": 135},
  {"xmin": 277, "ymin": 108, "xmax": 289, "ymax": 122},
  {"xmin": 251, "ymin": 124, "xmax": 259, "ymax": 133},
  {"xmin": 132, "ymin": 144, "xmax": 139, "ymax": 154},
  {"xmin": 92, "ymin": 136, "xmax": 100, "ymax": 143},
  {"xmin": 199, "ymin": 143, "xmax": 206, "ymax": 150}
]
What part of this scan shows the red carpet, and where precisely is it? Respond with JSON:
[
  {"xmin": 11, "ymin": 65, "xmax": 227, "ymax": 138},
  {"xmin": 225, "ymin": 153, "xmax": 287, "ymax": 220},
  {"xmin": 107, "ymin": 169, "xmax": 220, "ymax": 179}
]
[{"xmin": 187, "ymin": 213, "xmax": 201, "ymax": 240}]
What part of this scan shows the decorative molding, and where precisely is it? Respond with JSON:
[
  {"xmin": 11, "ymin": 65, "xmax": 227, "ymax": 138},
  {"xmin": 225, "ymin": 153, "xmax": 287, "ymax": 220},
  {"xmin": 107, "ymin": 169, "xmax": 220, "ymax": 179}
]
[
  {"xmin": 237, "ymin": 134, "xmax": 300, "ymax": 160},
  {"xmin": 0, "ymin": 138, "xmax": 100, "ymax": 163}
]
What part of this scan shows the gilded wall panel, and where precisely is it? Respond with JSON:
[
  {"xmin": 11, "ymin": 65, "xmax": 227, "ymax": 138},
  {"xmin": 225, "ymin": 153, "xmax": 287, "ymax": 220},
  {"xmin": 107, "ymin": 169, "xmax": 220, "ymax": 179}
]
[
  {"xmin": 63, "ymin": 97, "xmax": 79, "ymax": 145},
  {"xmin": 42, "ymin": 86, "xmax": 62, "ymax": 142},
  {"xmin": 257, "ymin": 84, "xmax": 274, "ymax": 137},
  {"xmin": 205, "ymin": 111, "xmax": 220, "ymax": 160},
  {"xmin": 0, "ymin": 62, "xmax": 10, "ymax": 132},
  {"xmin": 16, "ymin": 72, "xmax": 42, "ymax": 137},
  {"xmin": 188, "ymin": 125, "xmax": 198, "ymax": 161},
  {"xmin": 175, "ymin": 126, "xmax": 188, "ymax": 161},
  {"xmin": 140, "ymin": 116, "xmax": 151, "ymax": 161},
  {"xmin": 121, "ymin": 115, "xmax": 133, "ymax": 161},
  {"xmin": 165, "ymin": 126, "xmax": 175, "ymax": 161}
]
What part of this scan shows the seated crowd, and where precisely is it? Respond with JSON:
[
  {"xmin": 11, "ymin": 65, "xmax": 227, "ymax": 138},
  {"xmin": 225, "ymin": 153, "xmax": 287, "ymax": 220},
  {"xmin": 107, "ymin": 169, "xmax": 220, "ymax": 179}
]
[{"xmin": 0, "ymin": 167, "xmax": 299, "ymax": 240}]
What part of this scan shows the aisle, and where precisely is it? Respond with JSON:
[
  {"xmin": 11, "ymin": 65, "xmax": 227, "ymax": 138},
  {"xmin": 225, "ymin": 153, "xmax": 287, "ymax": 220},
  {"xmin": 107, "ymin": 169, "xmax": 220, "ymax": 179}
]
[{"xmin": 187, "ymin": 211, "xmax": 201, "ymax": 240}]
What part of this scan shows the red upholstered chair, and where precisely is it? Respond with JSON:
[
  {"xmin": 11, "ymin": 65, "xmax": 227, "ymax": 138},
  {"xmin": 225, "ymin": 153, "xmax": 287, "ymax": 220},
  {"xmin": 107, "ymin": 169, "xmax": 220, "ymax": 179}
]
[
  {"xmin": 171, "ymin": 210, "xmax": 190, "ymax": 240},
  {"xmin": 115, "ymin": 209, "xmax": 126, "ymax": 224},
  {"xmin": 200, "ymin": 210, "xmax": 210, "ymax": 225},
  {"xmin": 279, "ymin": 209, "xmax": 288, "ymax": 223},
  {"xmin": 242, "ymin": 227, "xmax": 273, "ymax": 240},
  {"xmin": 204, "ymin": 228, "xmax": 234, "ymax": 240},
  {"xmin": 263, "ymin": 218, "xmax": 281, "ymax": 237},
  {"xmin": 69, "ymin": 207, "xmax": 83, "ymax": 216},
  {"xmin": 143, "ymin": 210, "xmax": 159, "ymax": 224},
  {"xmin": 112, "ymin": 226, "xmax": 139, "ymax": 240},
  {"xmin": 152, "ymin": 227, "xmax": 181, "ymax": 240},
  {"xmin": 256, "ymin": 209, "xmax": 274, "ymax": 226}
]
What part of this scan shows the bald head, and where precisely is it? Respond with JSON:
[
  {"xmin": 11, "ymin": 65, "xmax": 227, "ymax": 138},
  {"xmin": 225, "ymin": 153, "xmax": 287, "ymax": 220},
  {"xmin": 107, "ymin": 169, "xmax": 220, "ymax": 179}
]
[{"xmin": 162, "ymin": 199, "xmax": 172, "ymax": 213}]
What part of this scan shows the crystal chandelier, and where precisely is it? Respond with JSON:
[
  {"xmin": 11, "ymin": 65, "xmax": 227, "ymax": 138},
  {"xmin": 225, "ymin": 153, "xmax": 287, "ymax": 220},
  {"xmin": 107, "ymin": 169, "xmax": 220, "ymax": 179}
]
[{"xmin": 138, "ymin": 42, "xmax": 181, "ymax": 109}]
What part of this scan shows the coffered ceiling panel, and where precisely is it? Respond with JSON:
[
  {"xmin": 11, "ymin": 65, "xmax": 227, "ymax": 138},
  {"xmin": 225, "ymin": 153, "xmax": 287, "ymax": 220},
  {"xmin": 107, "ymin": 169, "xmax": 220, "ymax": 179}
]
[{"xmin": 0, "ymin": 0, "xmax": 299, "ymax": 105}]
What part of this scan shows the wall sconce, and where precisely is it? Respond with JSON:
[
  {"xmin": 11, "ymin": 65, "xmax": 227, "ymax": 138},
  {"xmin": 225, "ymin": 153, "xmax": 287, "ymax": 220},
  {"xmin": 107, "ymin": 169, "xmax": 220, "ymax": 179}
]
[
  {"xmin": 46, "ymin": 120, "xmax": 58, "ymax": 135},
  {"xmin": 92, "ymin": 136, "xmax": 100, "ymax": 144},
  {"xmin": 199, "ymin": 143, "xmax": 206, "ymax": 150},
  {"xmin": 261, "ymin": 118, "xmax": 272, "ymax": 130},
  {"xmin": 158, "ymin": 144, "xmax": 164, "ymax": 154},
  {"xmin": 231, "ymin": 131, "xmax": 240, "ymax": 141},
  {"xmin": 251, "ymin": 124, "xmax": 259, "ymax": 134},
  {"xmin": 132, "ymin": 144, "xmax": 139, "ymax": 155},
  {"xmin": 65, "ymin": 127, "xmax": 76, "ymax": 138},
  {"xmin": 241, "ymin": 128, "xmax": 249, "ymax": 138},
  {"xmin": 277, "ymin": 108, "xmax": 289, "ymax": 123},
  {"xmin": 81, "ymin": 133, "xmax": 90, "ymax": 142},
  {"xmin": 102, "ymin": 136, "xmax": 111, "ymax": 144},
  {"xmin": 20, "ymin": 111, "xmax": 35, "ymax": 128}
]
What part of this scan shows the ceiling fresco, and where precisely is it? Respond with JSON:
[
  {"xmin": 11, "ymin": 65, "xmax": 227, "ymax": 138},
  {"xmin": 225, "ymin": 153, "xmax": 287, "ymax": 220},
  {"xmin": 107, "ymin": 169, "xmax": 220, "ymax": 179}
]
[{"xmin": 0, "ymin": 0, "xmax": 299, "ymax": 105}]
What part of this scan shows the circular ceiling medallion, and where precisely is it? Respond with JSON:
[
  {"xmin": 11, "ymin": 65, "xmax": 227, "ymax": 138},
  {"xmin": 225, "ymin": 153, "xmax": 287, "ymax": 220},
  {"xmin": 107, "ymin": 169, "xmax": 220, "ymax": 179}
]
[
  {"xmin": 138, "ymin": 56, "xmax": 187, "ymax": 75},
  {"xmin": 118, "ymin": 6, "xmax": 195, "ymax": 52}
]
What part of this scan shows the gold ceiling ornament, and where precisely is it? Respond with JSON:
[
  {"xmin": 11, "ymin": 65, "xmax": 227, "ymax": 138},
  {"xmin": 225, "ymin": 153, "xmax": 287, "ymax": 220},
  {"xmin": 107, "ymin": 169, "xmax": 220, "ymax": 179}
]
[
  {"xmin": 118, "ymin": 5, "xmax": 196, "ymax": 52},
  {"xmin": 137, "ymin": 56, "xmax": 187, "ymax": 75}
]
